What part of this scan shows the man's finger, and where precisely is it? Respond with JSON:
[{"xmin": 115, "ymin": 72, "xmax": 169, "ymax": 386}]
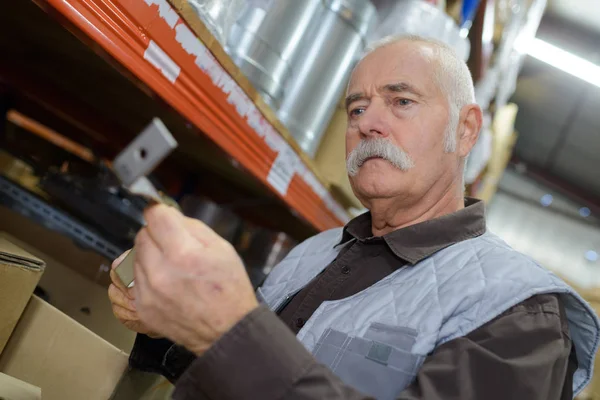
[
  {"xmin": 183, "ymin": 217, "xmax": 220, "ymax": 245},
  {"xmin": 133, "ymin": 228, "xmax": 163, "ymax": 299},
  {"xmin": 143, "ymin": 204, "xmax": 189, "ymax": 253},
  {"xmin": 108, "ymin": 284, "xmax": 136, "ymax": 310},
  {"xmin": 134, "ymin": 228, "xmax": 163, "ymax": 273},
  {"xmin": 132, "ymin": 252, "xmax": 151, "ymax": 320},
  {"xmin": 112, "ymin": 303, "xmax": 140, "ymax": 322}
]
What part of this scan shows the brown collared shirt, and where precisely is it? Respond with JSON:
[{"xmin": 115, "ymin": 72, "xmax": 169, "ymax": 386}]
[
  {"xmin": 131, "ymin": 199, "xmax": 577, "ymax": 400},
  {"xmin": 279, "ymin": 198, "xmax": 487, "ymax": 334}
]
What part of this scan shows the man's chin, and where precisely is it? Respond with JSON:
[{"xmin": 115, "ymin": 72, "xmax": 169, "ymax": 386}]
[
  {"xmin": 351, "ymin": 169, "xmax": 405, "ymax": 197},
  {"xmin": 353, "ymin": 183, "xmax": 401, "ymax": 203}
]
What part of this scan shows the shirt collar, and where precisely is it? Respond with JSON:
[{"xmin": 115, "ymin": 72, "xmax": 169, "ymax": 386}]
[{"xmin": 337, "ymin": 198, "xmax": 486, "ymax": 265}]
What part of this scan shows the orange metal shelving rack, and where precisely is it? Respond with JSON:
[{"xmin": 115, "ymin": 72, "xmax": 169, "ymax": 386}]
[{"xmin": 33, "ymin": 0, "xmax": 349, "ymax": 231}]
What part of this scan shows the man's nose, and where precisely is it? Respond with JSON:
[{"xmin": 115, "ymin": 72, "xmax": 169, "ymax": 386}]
[{"xmin": 358, "ymin": 101, "xmax": 389, "ymax": 139}]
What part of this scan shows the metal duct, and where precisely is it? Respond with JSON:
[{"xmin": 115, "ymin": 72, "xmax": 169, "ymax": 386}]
[
  {"xmin": 277, "ymin": 0, "xmax": 377, "ymax": 157},
  {"xmin": 373, "ymin": 0, "xmax": 470, "ymax": 61},
  {"xmin": 226, "ymin": 0, "xmax": 322, "ymax": 108},
  {"xmin": 188, "ymin": 0, "xmax": 247, "ymax": 45}
]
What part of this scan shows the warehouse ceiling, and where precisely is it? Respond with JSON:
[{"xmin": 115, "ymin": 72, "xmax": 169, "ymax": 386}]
[
  {"xmin": 511, "ymin": 0, "xmax": 600, "ymax": 202},
  {"xmin": 546, "ymin": 0, "xmax": 600, "ymax": 34}
]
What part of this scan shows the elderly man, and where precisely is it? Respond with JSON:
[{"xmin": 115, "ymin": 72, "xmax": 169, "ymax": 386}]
[{"xmin": 109, "ymin": 36, "xmax": 599, "ymax": 400}]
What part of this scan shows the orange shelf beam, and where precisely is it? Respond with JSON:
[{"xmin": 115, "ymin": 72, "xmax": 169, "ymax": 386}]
[{"xmin": 34, "ymin": 0, "xmax": 349, "ymax": 231}]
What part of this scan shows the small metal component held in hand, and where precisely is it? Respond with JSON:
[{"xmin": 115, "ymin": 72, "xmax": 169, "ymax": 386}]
[{"xmin": 113, "ymin": 118, "xmax": 178, "ymax": 287}]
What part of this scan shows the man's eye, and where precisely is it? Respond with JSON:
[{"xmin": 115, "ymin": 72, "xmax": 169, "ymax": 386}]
[
  {"xmin": 349, "ymin": 108, "xmax": 365, "ymax": 117},
  {"xmin": 396, "ymin": 98, "xmax": 413, "ymax": 107}
]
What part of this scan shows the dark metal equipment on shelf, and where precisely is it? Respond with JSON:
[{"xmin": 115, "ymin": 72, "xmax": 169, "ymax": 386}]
[
  {"xmin": 39, "ymin": 169, "xmax": 147, "ymax": 244},
  {"xmin": 0, "ymin": 174, "xmax": 125, "ymax": 260},
  {"xmin": 0, "ymin": 154, "xmax": 298, "ymax": 285}
]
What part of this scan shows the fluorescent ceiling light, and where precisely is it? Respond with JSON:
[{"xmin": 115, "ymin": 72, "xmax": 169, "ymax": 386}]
[{"xmin": 518, "ymin": 38, "xmax": 600, "ymax": 88}]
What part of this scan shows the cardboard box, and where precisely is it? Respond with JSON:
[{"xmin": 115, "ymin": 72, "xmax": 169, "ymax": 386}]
[
  {"xmin": 0, "ymin": 237, "xmax": 45, "ymax": 355},
  {"xmin": 0, "ymin": 205, "xmax": 112, "ymax": 287},
  {"xmin": 0, "ymin": 372, "xmax": 41, "ymax": 400},
  {"xmin": 0, "ymin": 296, "xmax": 129, "ymax": 400},
  {"xmin": 0, "ymin": 233, "xmax": 136, "ymax": 352},
  {"xmin": 0, "ymin": 208, "xmax": 173, "ymax": 399},
  {"xmin": 0, "ymin": 218, "xmax": 165, "ymax": 399}
]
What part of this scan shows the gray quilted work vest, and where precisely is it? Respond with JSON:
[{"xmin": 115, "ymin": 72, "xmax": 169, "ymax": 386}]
[{"xmin": 258, "ymin": 228, "xmax": 600, "ymax": 400}]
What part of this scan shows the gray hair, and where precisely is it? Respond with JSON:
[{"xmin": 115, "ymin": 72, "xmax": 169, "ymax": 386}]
[
  {"xmin": 347, "ymin": 137, "xmax": 415, "ymax": 177},
  {"xmin": 354, "ymin": 35, "xmax": 476, "ymax": 153}
]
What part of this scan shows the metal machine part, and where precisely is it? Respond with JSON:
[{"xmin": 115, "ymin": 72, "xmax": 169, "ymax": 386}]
[
  {"xmin": 113, "ymin": 119, "xmax": 178, "ymax": 287},
  {"xmin": 277, "ymin": 0, "xmax": 378, "ymax": 157},
  {"xmin": 226, "ymin": 0, "xmax": 323, "ymax": 109},
  {"xmin": 113, "ymin": 118, "xmax": 177, "ymax": 189}
]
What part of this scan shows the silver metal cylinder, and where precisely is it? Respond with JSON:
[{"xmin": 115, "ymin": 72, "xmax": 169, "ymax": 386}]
[
  {"xmin": 226, "ymin": 0, "xmax": 322, "ymax": 108},
  {"xmin": 277, "ymin": 0, "xmax": 377, "ymax": 157},
  {"xmin": 373, "ymin": 0, "xmax": 470, "ymax": 61},
  {"xmin": 188, "ymin": 0, "xmax": 246, "ymax": 45}
]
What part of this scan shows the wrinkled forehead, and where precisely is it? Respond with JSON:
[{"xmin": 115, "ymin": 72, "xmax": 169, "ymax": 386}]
[{"xmin": 347, "ymin": 41, "xmax": 442, "ymax": 97}]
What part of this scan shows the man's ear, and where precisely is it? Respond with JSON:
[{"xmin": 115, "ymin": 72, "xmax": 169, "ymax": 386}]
[{"xmin": 458, "ymin": 104, "xmax": 483, "ymax": 157}]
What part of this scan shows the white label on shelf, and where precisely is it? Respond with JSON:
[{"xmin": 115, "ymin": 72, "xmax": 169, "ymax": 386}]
[
  {"xmin": 227, "ymin": 87, "xmax": 252, "ymax": 117},
  {"xmin": 267, "ymin": 145, "xmax": 300, "ymax": 196},
  {"xmin": 176, "ymin": 24, "xmax": 236, "ymax": 99},
  {"xmin": 144, "ymin": 0, "xmax": 179, "ymax": 28},
  {"xmin": 175, "ymin": 23, "xmax": 202, "ymax": 55},
  {"xmin": 263, "ymin": 126, "xmax": 285, "ymax": 153},
  {"xmin": 246, "ymin": 107, "xmax": 265, "ymax": 135},
  {"xmin": 144, "ymin": 40, "xmax": 181, "ymax": 83}
]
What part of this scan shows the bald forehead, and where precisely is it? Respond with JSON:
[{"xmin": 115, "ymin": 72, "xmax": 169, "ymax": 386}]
[
  {"xmin": 355, "ymin": 40, "xmax": 435, "ymax": 72},
  {"xmin": 347, "ymin": 40, "xmax": 442, "ymax": 97}
]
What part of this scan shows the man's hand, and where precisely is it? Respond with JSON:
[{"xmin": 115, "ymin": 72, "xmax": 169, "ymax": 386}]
[
  {"xmin": 133, "ymin": 205, "xmax": 259, "ymax": 356},
  {"xmin": 108, "ymin": 251, "xmax": 161, "ymax": 337}
]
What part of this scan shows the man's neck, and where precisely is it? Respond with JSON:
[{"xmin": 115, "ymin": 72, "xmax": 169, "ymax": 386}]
[{"xmin": 369, "ymin": 184, "xmax": 465, "ymax": 237}]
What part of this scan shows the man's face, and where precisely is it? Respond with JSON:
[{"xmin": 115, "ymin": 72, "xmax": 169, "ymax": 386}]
[{"xmin": 345, "ymin": 42, "xmax": 460, "ymax": 205}]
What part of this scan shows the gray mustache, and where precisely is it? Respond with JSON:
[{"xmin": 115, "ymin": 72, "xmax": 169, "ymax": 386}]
[{"xmin": 346, "ymin": 138, "xmax": 415, "ymax": 176}]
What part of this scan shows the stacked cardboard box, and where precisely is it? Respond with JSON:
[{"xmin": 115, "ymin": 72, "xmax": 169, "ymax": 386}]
[
  {"xmin": 0, "ymin": 295, "xmax": 129, "ymax": 400},
  {"xmin": 0, "ymin": 236, "xmax": 45, "ymax": 400},
  {"xmin": 0, "ymin": 205, "xmax": 142, "ymax": 399},
  {"xmin": 0, "ymin": 236, "xmax": 45, "ymax": 354},
  {"xmin": 0, "ymin": 372, "xmax": 41, "ymax": 400}
]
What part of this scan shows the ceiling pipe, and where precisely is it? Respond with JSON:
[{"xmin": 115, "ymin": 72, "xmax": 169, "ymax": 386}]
[{"xmin": 509, "ymin": 155, "xmax": 600, "ymax": 218}]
